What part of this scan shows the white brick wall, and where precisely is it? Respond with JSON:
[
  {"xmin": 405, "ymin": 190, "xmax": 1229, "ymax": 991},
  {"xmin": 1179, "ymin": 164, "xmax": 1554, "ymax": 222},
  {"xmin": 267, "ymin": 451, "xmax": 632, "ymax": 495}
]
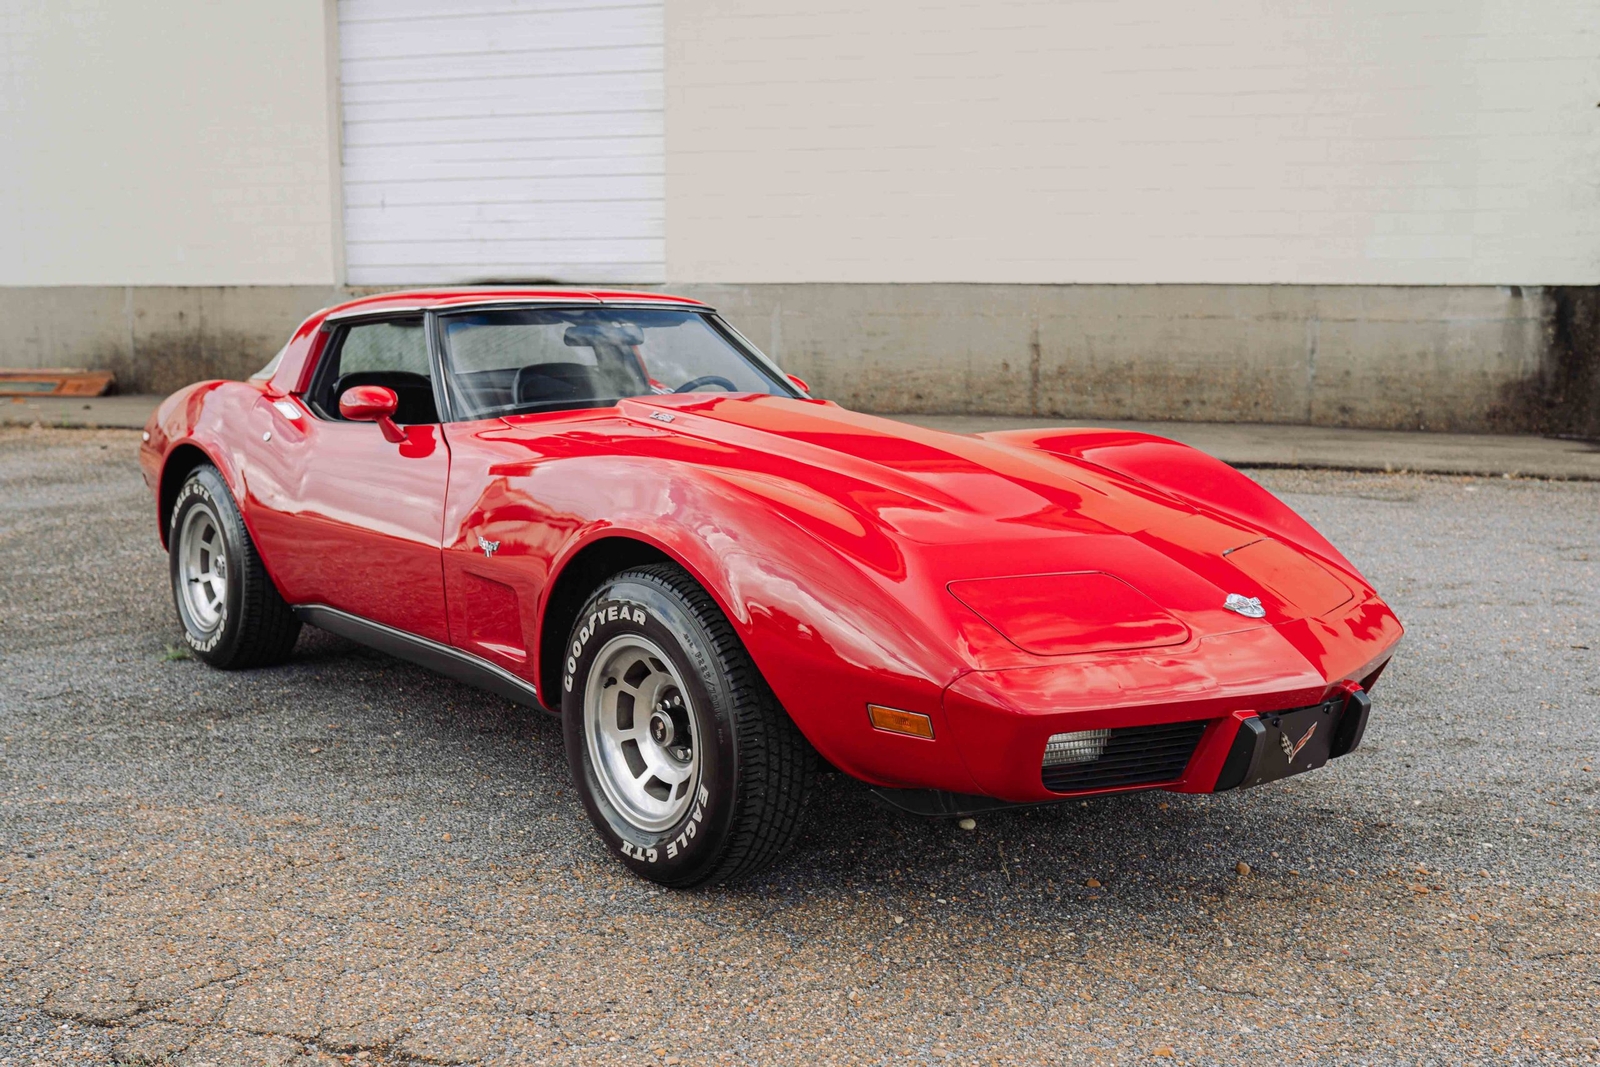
[
  {"xmin": 666, "ymin": 0, "xmax": 1600, "ymax": 285},
  {"xmin": 0, "ymin": 0, "xmax": 340, "ymax": 286}
]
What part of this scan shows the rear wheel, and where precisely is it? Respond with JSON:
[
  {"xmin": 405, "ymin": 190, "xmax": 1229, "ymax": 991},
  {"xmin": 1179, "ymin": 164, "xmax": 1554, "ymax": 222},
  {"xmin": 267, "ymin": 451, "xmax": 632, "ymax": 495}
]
[
  {"xmin": 562, "ymin": 563, "xmax": 815, "ymax": 887},
  {"xmin": 168, "ymin": 464, "xmax": 300, "ymax": 668}
]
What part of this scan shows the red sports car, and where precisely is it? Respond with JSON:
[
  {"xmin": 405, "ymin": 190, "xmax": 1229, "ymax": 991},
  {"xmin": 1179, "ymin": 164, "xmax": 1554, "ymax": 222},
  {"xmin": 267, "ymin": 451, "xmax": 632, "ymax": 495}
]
[{"xmin": 140, "ymin": 288, "xmax": 1402, "ymax": 887}]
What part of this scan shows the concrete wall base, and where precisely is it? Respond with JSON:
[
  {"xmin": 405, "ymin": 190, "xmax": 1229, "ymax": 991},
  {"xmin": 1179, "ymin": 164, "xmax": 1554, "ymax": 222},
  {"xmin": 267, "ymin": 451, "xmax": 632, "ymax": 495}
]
[
  {"xmin": 0, "ymin": 286, "xmax": 350, "ymax": 397},
  {"xmin": 2, "ymin": 283, "xmax": 1595, "ymax": 436},
  {"xmin": 684, "ymin": 284, "xmax": 1597, "ymax": 437}
]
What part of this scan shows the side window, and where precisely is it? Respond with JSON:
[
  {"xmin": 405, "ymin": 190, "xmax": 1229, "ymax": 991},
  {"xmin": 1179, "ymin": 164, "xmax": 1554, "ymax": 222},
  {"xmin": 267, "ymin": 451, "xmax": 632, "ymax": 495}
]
[{"xmin": 310, "ymin": 317, "xmax": 438, "ymax": 425}]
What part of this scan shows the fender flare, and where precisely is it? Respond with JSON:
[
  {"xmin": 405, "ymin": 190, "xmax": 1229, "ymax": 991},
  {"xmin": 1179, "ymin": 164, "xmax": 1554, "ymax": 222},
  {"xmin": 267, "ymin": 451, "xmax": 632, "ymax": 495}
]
[{"xmin": 156, "ymin": 437, "xmax": 244, "ymax": 549}]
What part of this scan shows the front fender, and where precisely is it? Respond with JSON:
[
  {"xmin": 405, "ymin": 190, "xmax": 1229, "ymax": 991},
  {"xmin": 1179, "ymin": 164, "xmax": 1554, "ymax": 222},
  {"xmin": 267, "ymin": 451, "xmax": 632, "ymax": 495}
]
[{"xmin": 531, "ymin": 462, "xmax": 986, "ymax": 795}]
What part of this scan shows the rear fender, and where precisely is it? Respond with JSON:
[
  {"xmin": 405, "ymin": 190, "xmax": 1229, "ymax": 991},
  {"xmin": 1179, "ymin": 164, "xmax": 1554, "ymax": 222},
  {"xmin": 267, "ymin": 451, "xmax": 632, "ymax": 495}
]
[{"xmin": 147, "ymin": 383, "xmax": 278, "ymax": 592}]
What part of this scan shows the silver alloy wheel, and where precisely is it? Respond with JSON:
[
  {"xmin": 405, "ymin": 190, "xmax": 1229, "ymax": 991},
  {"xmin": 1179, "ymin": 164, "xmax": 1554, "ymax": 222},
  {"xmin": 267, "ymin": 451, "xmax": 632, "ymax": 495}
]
[
  {"xmin": 584, "ymin": 634, "xmax": 702, "ymax": 833},
  {"xmin": 178, "ymin": 503, "xmax": 228, "ymax": 633}
]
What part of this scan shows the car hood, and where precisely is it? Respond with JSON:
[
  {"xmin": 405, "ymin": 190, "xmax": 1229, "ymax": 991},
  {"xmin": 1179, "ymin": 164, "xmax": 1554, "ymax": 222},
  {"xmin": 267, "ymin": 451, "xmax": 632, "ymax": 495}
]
[{"xmin": 610, "ymin": 395, "xmax": 1361, "ymax": 649}]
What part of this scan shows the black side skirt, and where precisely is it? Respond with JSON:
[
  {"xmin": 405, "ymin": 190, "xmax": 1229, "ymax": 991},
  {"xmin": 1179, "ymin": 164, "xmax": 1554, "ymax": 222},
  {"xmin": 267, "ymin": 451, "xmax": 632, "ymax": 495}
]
[{"xmin": 293, "ymin": 604, "xmax": 549, "ymax": 712}]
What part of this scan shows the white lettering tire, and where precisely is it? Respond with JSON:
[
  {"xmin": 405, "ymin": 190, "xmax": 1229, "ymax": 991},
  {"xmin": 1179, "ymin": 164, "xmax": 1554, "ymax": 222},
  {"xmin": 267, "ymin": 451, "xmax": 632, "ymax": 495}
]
[
  {"xmin": 168, "ymin": 464, "xmax": 300, "ymax": 669},
  {"xmin": 562, "ymin": 563, "xmax": 815, "ymax": 887}
]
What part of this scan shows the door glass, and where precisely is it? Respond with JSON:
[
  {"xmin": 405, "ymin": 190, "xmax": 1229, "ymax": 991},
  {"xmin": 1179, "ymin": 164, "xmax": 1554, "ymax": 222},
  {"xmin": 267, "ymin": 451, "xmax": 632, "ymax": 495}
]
[{"xmin": 310, "ymin": 317, "xmax": 437, "ymax": 424}]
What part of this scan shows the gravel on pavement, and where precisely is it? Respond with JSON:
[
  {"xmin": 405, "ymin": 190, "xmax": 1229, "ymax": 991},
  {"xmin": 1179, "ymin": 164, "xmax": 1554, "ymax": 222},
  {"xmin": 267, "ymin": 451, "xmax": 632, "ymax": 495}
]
[{"xmin": 1, "ymin": 426, "xmax": 1596, "ymax": 1066}]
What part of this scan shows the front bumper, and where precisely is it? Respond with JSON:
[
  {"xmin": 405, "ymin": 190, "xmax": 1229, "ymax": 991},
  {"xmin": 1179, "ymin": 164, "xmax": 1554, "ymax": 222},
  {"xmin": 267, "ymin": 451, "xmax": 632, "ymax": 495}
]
[
  {"xmin": 1213, "ymin": 687, "xmax": 1372, "ymax": 791},
  {"xmin": 876, "ymin": 685, "xmax": 1375, "ymax": 815},
  {"xmin": 935, "ymin": 601, "xmax": 1400, "ymax": 805}
]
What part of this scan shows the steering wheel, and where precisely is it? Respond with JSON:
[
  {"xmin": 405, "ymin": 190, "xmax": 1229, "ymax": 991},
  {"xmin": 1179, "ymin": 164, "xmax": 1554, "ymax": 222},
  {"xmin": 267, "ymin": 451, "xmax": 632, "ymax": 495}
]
[{"xmin": 673, "ymin": 375, "xmax": 738, "ymax": 394}]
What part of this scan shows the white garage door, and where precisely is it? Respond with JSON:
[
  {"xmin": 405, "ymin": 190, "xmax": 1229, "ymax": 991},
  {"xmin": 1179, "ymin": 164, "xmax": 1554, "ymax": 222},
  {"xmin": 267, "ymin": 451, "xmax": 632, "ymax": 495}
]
[{"xmin": 337, "ymin": 0, "xmax": 664, "ymax": 286}]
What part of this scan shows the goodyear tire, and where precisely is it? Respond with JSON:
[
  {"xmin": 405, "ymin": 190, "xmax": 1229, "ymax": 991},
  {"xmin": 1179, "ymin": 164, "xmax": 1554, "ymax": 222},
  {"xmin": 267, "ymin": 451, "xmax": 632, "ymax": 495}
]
[
  {"xmin": 562, "ymin": 563, "xmax": 815, "ymax": 887},
  {"xmin": 168, "ymin": 464, "xmax": 300, "ymax": 669}
]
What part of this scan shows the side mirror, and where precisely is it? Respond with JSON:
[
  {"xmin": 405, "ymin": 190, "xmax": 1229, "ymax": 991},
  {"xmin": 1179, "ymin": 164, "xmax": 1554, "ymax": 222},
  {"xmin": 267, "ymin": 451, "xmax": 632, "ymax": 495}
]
[
  {"xmin": 339, "ymin": 385, "xmax": 406, "ymax": 443},
  {"xmin": 785, "ymin": 373, "xmax": 811, "ymax": 395}
]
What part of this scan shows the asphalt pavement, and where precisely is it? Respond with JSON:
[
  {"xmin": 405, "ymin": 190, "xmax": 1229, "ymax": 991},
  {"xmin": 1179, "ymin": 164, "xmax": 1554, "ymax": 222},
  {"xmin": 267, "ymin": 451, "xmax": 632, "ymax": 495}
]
[{"xmin": 1, "ymin": 426, "xmax": 1597, "ymax": 1066}]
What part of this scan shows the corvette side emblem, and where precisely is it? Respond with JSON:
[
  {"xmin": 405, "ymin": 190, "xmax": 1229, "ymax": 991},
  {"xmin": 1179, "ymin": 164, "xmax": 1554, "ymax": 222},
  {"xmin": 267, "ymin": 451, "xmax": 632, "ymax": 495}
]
[
  {"xmin": 1280, "ymin": 722, "xmax": 1317, "ymax": 763},
  {"xmin": 477, "ymin": 535, "xmax": 500, "ymax": 558},
  {"xmin": 1224, "ymin": 593, "xmax": 1265, "ymax": 618}
]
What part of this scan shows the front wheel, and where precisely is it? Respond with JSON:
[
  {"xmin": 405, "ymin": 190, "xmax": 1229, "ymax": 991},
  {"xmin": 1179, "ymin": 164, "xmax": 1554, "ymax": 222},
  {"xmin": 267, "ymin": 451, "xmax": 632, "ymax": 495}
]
[
  {"xmin": 168, "ymin": 464, "xmax": 300, "ymax": 668},
  {"xmin": 562, "ymin": 564, "xmax": 815, "ymax": 887}
]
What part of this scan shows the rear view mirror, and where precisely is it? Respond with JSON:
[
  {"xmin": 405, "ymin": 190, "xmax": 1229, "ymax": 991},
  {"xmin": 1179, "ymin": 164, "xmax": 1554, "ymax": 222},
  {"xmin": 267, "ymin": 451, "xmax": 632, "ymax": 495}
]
[
  {"xmin": 339, "ymin": 385, "xmax": 406, "ymax": 443},
  {"xmin": 564, "ymin": 321, "xmax": 646, "ymax": 348},
  {"xmin": 786, "ymin": 373, "xmax": 811, "ymax": 395}
]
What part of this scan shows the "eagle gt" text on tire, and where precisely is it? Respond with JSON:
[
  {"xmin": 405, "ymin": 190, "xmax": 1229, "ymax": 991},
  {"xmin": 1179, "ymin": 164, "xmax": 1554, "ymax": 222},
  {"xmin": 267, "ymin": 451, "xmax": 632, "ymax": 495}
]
[{"xmin": 561, "ymin": 564, "xmax": 816, "ymax": 887}]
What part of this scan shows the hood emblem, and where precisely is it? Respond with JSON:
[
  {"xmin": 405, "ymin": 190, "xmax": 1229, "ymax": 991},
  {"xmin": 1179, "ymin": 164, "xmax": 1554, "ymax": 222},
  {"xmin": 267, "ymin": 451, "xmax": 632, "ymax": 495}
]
[
  {"xmin": 649, "ymin": 410, "xmax": 675, "ymax": 423},
  {"xmin": 477, "ymin": 535, "xmax": 500, "ymax": 558},
  {"xmin": 1224, "ymin": 593, "xmax": 1265, "ymax": 618},
  {"xmin": 1280, "ymin": 722, "xmax": 1317, "ymax": 764}
]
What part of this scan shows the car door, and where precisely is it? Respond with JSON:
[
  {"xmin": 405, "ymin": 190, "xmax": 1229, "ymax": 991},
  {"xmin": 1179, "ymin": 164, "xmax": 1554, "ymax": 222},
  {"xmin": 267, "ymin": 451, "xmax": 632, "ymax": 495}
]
[
  {"xmin": 247, "ymin": 314, "xmax": 453, "ymax": 643},
  {"xmin": 440, "ymin": 401, "xmax": 620, "ymax": 682},
  {"xmin": 432, "ymin": 306, "xmax": 624, "ymax": 681}
]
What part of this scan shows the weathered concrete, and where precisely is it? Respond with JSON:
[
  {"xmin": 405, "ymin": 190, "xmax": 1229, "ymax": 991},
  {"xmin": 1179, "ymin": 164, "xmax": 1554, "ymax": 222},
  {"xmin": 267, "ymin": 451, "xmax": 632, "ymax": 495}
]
[
  {"xmin": 0, "ymin": 286, "xmax": 347, "ymax": 395},
  {"xmin": 2, "ymin": 283, "xmax": 1596, "ymax": 435},
  {"xmin": 683, "ymin": 283, "xmax": 1580, "ymax": 434}
]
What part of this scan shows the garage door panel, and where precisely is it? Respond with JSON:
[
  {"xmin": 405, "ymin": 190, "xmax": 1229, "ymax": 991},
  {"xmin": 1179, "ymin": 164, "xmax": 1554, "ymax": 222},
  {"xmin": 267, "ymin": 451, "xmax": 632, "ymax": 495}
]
[
  {"xmin": 342, "ymin": 11, "xmax": 660, "ymax": 61},
  {"xmin": 344, "ymin": 137, "xmax": 661, "ymax": 170},
  {"xmin": 341, "ymin": 0, "xmax": 582, "ymax": 19},
  {"xmin": 344, "ymin": 174, "xmax": 661, "ymax": 208},
  {"xmin": 348, "ymin": 265, "xmax": 657, "ymax": 285},
  {"xmin": 338, "ymin": 0, "xmax": 664, "ymax": 284},
  {"xmin": 342, "ymin": 45, "xmax": 661, "ymax": 85},
  {"xmin": 345, "ymin": 204, "xmax": 663, "ymax": 243},
  {"xmin": 346, "ymin": 239, "xmax": 660, "ymax": 270},
  {"xmin": 343, "ymin": 110, "xmax": 661, "ymax": 149},
  {"xmin": 342, "ymin": 69, "xmax": 661, "ymax": 108},
  {"xmin": 343, "ymin": 158, "xmax": 661, "ymax": 189},
  {"xmin": 341, "ymin": 0, "xmax": 658, "ymax": 29},
  {"xmin": 345, "ymin": 79, "xmax": 663, "ymax": 125}
]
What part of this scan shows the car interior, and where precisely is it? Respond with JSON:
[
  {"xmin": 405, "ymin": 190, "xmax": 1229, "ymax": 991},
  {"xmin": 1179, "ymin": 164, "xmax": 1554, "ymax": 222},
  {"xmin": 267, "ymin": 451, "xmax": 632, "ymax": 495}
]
[
  {"xmin": 309, "ymin": 318, "xmax": 440, "ymax": 425},
  {"xmin": 330, "ymin": 370, "xmax": 438, "ymax": 424},
  {"xmin": 306, "ymin": 308, "xmax": 785, "ymax": 425},
  {"xmin": 446, "ymin": 318, "xmax": 655, "ymax": 418}
]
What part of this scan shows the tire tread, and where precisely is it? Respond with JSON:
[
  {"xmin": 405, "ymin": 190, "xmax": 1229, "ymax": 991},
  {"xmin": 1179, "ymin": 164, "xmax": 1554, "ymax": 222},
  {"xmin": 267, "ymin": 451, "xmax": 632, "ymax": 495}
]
[
  {"xmin": 612, "ymin": 563, "xmax": 816, "ymax": 885},
  {"xmin": 225, "ymin": 497, "xmax": 301, "ymax": 669},
  {"xmin": 175, "ymin": 466, "xmax": 300, "ymax": 669}
]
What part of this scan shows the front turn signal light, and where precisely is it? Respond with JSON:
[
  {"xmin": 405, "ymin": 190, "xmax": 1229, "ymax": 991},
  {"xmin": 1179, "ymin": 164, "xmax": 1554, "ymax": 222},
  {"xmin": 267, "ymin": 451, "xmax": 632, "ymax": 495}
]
[{"xmin": 867, "ymin": 704, "xmax": 935, "ymax": 739}]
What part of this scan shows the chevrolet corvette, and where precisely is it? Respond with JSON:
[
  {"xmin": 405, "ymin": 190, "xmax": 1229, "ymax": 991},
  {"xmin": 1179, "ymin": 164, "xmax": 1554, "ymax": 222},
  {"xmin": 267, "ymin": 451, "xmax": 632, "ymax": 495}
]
[{"xmin": 139, "ymin": 288, "xmax": 1403, "ymax": 886}]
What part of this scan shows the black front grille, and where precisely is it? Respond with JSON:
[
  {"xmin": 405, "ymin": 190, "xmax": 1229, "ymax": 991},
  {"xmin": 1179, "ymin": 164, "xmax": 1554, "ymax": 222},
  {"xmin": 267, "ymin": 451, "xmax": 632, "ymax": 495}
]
[{"xmin": 1040, "ymin": 720, "xmax": 1208, "ymax": 793}]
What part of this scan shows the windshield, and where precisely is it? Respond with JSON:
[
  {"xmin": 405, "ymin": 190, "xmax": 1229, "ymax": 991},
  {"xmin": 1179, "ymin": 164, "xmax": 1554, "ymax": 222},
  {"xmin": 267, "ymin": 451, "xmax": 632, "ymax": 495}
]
[{"xmin": 438, "ymin": 307, "xmax": 793, "ymax": 419}]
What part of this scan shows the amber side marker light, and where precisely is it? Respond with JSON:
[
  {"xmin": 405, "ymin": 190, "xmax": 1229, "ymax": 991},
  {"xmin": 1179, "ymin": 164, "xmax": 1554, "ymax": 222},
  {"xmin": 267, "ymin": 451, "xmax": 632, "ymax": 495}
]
[{"xmin": 867, "ymin": 704, "xmax": 935, "ymax": 739}]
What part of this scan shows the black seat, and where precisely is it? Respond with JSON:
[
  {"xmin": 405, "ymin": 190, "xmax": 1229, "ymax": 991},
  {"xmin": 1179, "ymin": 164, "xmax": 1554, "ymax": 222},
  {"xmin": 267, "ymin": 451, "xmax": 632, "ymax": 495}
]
[
  {"xmin": 515, "ymin": 362, "xmax": 605, "ymax": 406},
  {"xmin": 333, "ymin": 371, "xmax": 438, "ymax": 424}
]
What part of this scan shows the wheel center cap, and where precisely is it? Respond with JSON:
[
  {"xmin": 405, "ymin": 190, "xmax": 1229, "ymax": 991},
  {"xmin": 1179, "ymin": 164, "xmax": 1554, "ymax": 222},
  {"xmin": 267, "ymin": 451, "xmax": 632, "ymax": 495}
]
[{"xmin": 649, "ymin": 711, "xmax": 674, "ymax": 746}]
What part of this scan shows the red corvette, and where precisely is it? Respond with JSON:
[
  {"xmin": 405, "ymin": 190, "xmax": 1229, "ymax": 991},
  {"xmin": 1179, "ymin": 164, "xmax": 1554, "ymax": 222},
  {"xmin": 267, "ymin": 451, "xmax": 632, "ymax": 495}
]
[{"xmin": 139, "ymin": 288, "xmax": 1402, "ymax": 886}]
